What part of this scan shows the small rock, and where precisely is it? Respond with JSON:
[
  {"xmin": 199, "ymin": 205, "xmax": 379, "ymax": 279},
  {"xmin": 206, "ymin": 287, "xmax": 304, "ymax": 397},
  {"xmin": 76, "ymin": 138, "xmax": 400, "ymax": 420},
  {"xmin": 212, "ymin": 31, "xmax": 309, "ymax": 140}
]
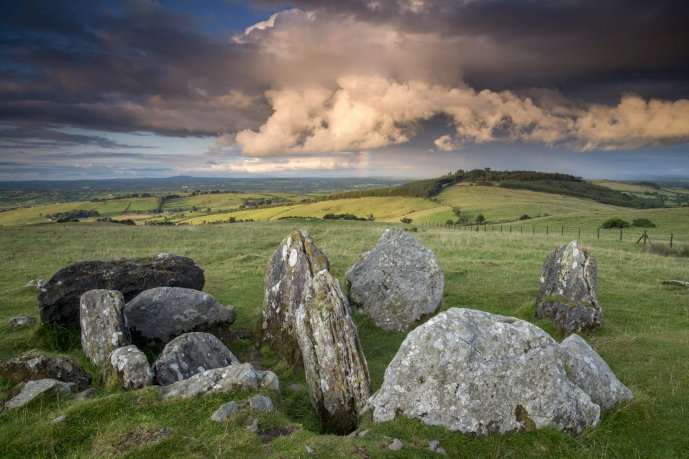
[
  {"xmin": 5, "ymin": 379, "xmax": 76, "ymax": 409},
  {"xmin": 8, "ymin": 315, "xmax": 37, "ymax": 328},
  {"xmin": 345, "ymin": 227, "xmax": 444, "ymax": 332},
  {"xmin": 211, "ymin": 401, "xmax": 241, "ymax": 422},
  {"xmin": 79, "ymin": 289, "xmax": 131, "ymax": 366},
  {"xmin": 429, "ymin": 440, "xmax": 447, "ymax": 455},
  {"xmin": 388, "ymin": 438, "xmax": 404, "ymax": 451},
  {"xmin": 125, "ymin": 287, "xmax": 235, "ymax": 347},
  {"xmin": 0, "ymin": 353, "xmax": 91, "ymax": 390},
  {"xmin": 246, "ymin": 418, "xmax": 259, "ymax": 433},
  {"xmin": 357, "ymin": 429, "xmax": 370, "ymax": 438},
  {"xmin": 74, "ymin": 387, "xmax": 96, "ymax": 402},
  {"xmin": 153, "ymin": 332, "xmax": 239, "ymax": 385},
  {"xmin": 50, "ymin": 415, "xmax": 68, "ymax": 424},
  {"xmin": 305, "ymin": 445, "xmax": 314, "ymax": 454},
  {"xmin": 26, "ymin": 279, "xmax": 47, "ymax": 290},
  {"xmin": 103, "ymin": 345, "xmax": 153, "ymax": 390},
  {"xmin": 249, "ymin": 395, "xmax": 275, "ymax": 413}
]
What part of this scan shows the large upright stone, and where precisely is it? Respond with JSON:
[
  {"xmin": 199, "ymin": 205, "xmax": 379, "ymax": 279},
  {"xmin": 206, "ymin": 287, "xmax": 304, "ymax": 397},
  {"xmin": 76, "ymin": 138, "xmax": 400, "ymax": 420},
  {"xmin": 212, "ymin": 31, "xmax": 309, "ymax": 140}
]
[
  {"xmin": 80, "ymin": 289, "xmax": 130, "ymax": 366},
  {"xmin": 152, "ymin": 332, "xmax": 240, "ymax": 386},
  {"xmin": 39, "ymin": 253, "xmax": 205, "ymax": 325},
  {"xmin": 103, "ymin": 345, "xmax": 153, "ymax": 390},
  {"xmin": 345, "ymin": 228, "xmax": 444, "ymax": 331},
  {"xmin": 0, "ymin": 353, "xmax": 91, "ymax": 390},
  {"xmin": 296, "ymin": 270, "xmax": 372, "ymax": 434},
  {"xmin": 536, "ymin": 241, "xmax": 603, "ymax": 334},
  {"xmin": 561, "ymin": 334, "xmax": 633, "ymax": 410},
  {"xmin": 125, "ymin": 287, "xmax": 235, "ymax": 347},
  {"xmin": 370, "ymin": 308, "xmax": 601, "ymax": 435},
  {"xmin": 258, "ymin": 230, "xmax": 329, "ymax": 364}
]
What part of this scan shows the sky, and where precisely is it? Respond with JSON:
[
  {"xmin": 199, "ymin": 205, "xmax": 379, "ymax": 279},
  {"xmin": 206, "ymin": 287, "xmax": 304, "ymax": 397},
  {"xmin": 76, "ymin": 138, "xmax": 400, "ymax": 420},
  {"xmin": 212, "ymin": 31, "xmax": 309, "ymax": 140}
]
[{"xmin": 1, "ymin": 0, "xmax": 688, "ymax": 181}]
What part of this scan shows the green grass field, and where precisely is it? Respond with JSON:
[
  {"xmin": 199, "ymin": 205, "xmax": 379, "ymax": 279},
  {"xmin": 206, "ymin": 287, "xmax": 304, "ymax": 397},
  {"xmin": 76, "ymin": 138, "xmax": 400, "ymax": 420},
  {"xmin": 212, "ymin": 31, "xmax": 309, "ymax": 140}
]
[{"xmin": 1, "ymin": 214, "xmax": 688, "ymax": 457}]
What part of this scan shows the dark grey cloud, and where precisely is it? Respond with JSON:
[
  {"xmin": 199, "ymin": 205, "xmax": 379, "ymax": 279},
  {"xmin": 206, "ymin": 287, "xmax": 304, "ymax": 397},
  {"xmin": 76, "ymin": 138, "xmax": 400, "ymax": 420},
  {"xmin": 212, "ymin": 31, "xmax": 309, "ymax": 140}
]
[{"xmin": 0, "ymin": 125, "xmax": 154, "ymax": 149}]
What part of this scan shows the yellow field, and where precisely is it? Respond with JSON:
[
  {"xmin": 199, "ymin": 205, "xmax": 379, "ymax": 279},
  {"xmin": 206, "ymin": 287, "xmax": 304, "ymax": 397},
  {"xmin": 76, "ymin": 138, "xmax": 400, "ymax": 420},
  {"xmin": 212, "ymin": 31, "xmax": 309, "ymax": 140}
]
[{"xmin": 164, "ymin": 192, "xmax": 312, "ymax": 212}]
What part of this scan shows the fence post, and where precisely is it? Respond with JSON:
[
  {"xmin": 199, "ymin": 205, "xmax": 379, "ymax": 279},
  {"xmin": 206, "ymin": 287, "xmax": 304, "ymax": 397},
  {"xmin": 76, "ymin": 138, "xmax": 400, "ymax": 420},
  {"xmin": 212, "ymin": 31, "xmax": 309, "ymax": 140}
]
[
  {"xmin": 546, "ymin": 225, "xmax": 549, "ymax": 235},
  {"xmin": 510, "ymin": 225, "xmax": 512, "ymax": 234},
  {"xmin": 533, "ymin": 226, "xmax": 535, "ymax": 235},
  {"xmin": 500, "ymin": 225, "xmax": 503, "ymax": 233},
  {"xmin": 578, "ymin": 228, "xmax": 581, "ymax": 238},
  {"xmin": 620, "ymin": 228, "xmax": 623, "ymax": 241},
  {"xmin": 597, "ymin": 227, "xmax": 600, "ymax": 239},
  {"xmin": 561, "ymin": 226, "xmax": 564, "ymax": 235},
  {"xmin": 670, "ymin": 233, "xmax": 673, "ymax": 247},
  {"xmin": 521, "ymin": 226, "xmax": 523, "ymax": 234},
  {"xmin": 484, "ymin": 224, "xmax": 486, "ymax": 232}
]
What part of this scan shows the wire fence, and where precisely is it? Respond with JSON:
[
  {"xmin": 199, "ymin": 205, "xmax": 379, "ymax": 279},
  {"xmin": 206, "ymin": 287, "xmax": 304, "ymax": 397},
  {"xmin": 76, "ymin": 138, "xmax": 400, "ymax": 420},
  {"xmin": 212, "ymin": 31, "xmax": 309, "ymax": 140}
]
[{"xmin": 419, "ymin": 221, "xmax": 684, "ymax": 247}]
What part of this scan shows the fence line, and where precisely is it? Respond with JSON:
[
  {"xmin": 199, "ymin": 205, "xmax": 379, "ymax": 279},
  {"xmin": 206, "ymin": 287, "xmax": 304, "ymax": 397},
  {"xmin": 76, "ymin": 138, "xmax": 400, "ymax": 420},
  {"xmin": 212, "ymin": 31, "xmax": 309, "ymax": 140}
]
[{"xmin": 419, "ymin": 221, "xmax": 680, "ymax": 246}]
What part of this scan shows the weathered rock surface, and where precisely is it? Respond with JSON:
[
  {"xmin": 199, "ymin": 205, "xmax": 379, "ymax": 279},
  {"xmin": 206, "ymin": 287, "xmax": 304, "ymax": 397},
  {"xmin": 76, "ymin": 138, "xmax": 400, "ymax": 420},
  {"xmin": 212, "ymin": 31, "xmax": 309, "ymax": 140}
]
[
  {"xmin": 80, "ymin": 289, "xmax": 130, "ymax": 366},
  {"xmin": 561, "ymin": 334, "xmax": 633, "ymax": 410},
  {"xmin": 296, "ymin": 269, "xmax": 371, "ymax": 434},
  {"xmin": 370, "ymin": 308, "xmax": 601, "ymax": 435},
  {"xmin": 26, "ymin": 279, "xmax": 47, "ymax": 290},
  {"xmin": 8, "ymin": 315, "xmax": 37, "ymax": 328},
  {"xmin": 248, "ymin": 394, "xmax": 275, "ymax": 413},
  {"xmin": 152, "ymin": 332, "xmax": 239, "ymax": 386},
  {"xmin": 39, "ymin": 253, "xmax": 205, "ymax": 325},
  {"xmin": 159, "ymin": 363, "xmax": 279, "ymax": 400},
  {"xmin": 125, "ymin": 287, "xmax": 235, "ymax": 347},
  {"xmin": 0, "ymin": 353, "xmax": 91, "ymax": 390},
  {"xmin": 259, "ymin": 230, "xmax": 329, "ymax": 364},
  {"xmin": 536, "ymin": 241, "xmax": 602, "ymax": 334},
  {"xmin": 211, "ymin": 401, "xmax": 241, "ymax": 422},
  {"xmin": 345, "ymin": 227, "xmax": 444, "ymax": 331},
  {"xmin": 5, "ymin": 378, "xmax": 76, "ymax": 409},
  {"xmin": 103, "ymin": 345, "xmax": 153, "ymax": 390}
]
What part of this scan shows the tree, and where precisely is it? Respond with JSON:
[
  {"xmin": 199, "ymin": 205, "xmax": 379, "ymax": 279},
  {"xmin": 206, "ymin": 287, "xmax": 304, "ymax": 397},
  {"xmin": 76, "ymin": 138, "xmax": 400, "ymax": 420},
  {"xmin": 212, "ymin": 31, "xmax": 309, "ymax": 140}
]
[
  {"xmin": 400, "ymin": 217, "xmax": 413, "ymax": 224},
  {"xmin": 475, "ymin": 214, "xmax": 486, "ymax": 224}
]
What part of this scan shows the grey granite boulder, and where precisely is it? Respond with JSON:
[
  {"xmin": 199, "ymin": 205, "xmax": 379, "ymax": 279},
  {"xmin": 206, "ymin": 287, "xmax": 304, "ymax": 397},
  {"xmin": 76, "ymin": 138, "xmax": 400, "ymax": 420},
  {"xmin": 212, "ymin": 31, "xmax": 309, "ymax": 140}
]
[
  {"xmin": 536, "ymin": 241, "xmax": 603, "ymax": 334},
  {"xmin": 5, "ymin": 378, "xmax": 76, "ymax": 409},
  {"xmin": 0, "ymin": 353, "xmax": 91, "ymax": 390},
  {"xmin": 211, "ymin": 401, "xmax": 242, "ymax": 422},
  {"xmin": 562, "ymin": 334, "xmax": 633, "ymax": 410},
  {"xmin": 296, "ymin": 269, "xmax": 371, "ymax": 434},
  {"xmin": 370, "ymin": 308, "xmax": 601, "ymax": 435},
  {"xmin": 103, "ymin": 345, "xmax": 153, "ymax": 390},
  {"xmin": 8, "ymin": 315, "xmax": 37, "ymax": 328},
  {"xmin": 159, "ymin": 363, "xmax": 279, "ymax": 400},
  {"xmin": 345, "ymin": 228, "xmax": 444, "ymax": 331},
  {"xmin": 39, "ymin": 253, "xmax": 205, "ymax": 325},
  {"xmin": 258, "ymin": 230, "xmax": 329, "ymax": 364},
  {"xmin": 80, "ymin": 289, "xmax": 131, "ymax": 366},
  {"xmin": 152, "ymin": 332, "xmax": 240, "ymax": 386},
  {"xmin": 125, "ymin": 287, "xmax": 235, "ymax": 347}
]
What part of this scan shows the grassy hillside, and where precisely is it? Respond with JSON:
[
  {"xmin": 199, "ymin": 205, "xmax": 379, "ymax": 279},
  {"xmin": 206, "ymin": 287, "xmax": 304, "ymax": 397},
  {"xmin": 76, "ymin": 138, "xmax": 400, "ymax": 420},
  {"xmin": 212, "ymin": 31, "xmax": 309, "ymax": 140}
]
[{"xmin": 1, "ymin": 217, "xmax": 688, "ymax": 457}]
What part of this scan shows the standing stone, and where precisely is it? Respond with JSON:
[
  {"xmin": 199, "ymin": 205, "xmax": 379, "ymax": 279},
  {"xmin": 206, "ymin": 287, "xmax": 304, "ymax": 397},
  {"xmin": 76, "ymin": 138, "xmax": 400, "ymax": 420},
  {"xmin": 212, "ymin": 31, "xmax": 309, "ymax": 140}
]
[
  {"xmin": 345, "ymin": 228, "xmax": 444, "ymax": 332},
  {"xmin": 80, "ymin": 289, "xmax": 130, "ymax": 366},
  {"xmin": 296, "ymin": 269, "xmax": 371, "ymax": 434},
  {"xmin": 4, "ymin": 379, "xmax": 76, "ymax": 409},
  {"xmin": 103, "ymin": 345, "xmax": 153, "ymax": 390},
  {"xmin": 370, "ymin": 308, "xmax": 601, "ymax": 435},
  {"xmin": 0, "ymin": 353, "xmax": 91, "ymax": 390},
  {"xmin": 536, "ymin": 241, "xmax": 603, "ymax": 334},
  {"xmin": 152, "ymin": 332, "xmax": 240, "ymax": 386},
  {"xmin": 561, "ymin": 334, "xmax": 633, "ymax": 410},
  {"xmin": 125, "ymin": 288, "xmax": 236, "ymax": 347},
  {"xmin": 39, "ymin": 253, "xmax": 205, "ymax": 325},
  {"xmin": 258, "ymin": 230, "xmax": 329, "ymax": 364}
]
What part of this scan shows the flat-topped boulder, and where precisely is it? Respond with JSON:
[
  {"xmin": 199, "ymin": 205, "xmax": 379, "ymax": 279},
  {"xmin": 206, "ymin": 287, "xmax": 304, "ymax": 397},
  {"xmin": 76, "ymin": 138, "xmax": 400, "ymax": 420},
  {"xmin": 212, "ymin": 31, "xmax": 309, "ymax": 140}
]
[
  {"xmin": 125, "ymin": 287, "xmax": 235, "ymax": 347},
  {"xmin": 5, "ymin": 378, "xmax": 76, "ymax": 410},
  {"xmin": 345, "ymin": 228, "xmax": 444, "ymax": 331},
  {"xmin": 152, "ymin": 332, "xmax": 240, "ymax": 386},
  {"xmin": 39, "ymin": 253, "xmax": 205, "ymax": 325},
  {"xmin": 258, "ymin": 230, "xmax": 329, "ymax": 364},
  {"xmin": 0, "ymin": 353, "xmax": 91, "ymax": 391},
  {"xmin": 370, "ymin": 308, "xmax": 605, "ymax": 435},
  {"xmin": 296, "ymin": 269, "xmax": 372, "ymax": 434},
  {"xmin": 80, "ymin": 289, "xmax": 131, "ymax": 366},
  {"xmin": 536, "ymin": 241, "xmax": 603, "ymax": 334}
]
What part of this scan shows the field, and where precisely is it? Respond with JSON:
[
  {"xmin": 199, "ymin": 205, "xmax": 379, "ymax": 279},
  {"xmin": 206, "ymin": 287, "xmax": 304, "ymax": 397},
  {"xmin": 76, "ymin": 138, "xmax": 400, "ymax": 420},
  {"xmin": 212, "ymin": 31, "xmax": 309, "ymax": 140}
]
[{"xmin": 1, "ymin": 207, "xmax": 689, "ymax": 457}]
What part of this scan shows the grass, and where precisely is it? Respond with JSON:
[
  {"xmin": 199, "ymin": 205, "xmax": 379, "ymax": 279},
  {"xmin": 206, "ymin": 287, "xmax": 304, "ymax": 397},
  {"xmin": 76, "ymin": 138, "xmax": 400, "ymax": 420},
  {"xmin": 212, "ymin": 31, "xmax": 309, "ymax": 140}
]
[{"xmin": 1, "ymin": 216, "xmax": 689, "ymax": 457}]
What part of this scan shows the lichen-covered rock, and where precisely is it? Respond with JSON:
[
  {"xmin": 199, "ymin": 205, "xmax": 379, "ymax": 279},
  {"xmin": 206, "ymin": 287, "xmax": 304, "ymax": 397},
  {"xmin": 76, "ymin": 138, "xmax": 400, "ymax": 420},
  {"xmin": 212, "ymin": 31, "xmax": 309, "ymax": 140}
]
[
  {"xmin": 39, "ymin": 253, "xmax": 205, "ymax": 325},
  {"xmin": 26, "ymin": 279, "xmax": 47, "ymax": 290},
  {"xmin": 345, "ymin": 228, "xmax": 444, "ymax": 331},
  {"xmin": 370, "ymin": 308, "xmax": 601, "ymax": 435},
  {"xmin": 536, "ymin": 241, "xmax": 602, "ymax": 334},
  {"xmin": 8, "ymin": 315, "xmax": 37, "ymax": 328},
  {"xmin": 5, "ymin": 378, "xmax": 76, "ymax": 409},
  {"xmin": 159, "ymin": 363, "xmax": 279, "ymax": 400},
  {"xmin": 80, "ymin": 289, "xmax": 130, "ymax": 366},
  {"xmin": 125, "ymin": 287, "xmax": 235, "ymax": 347},
  {"xmin": 152, "ymin": 332, "xmax": 240, "ymax": 386},
  {"xmin": 561, "ymin": 334, "xmax": 632, "ymax": 410},
  {"xmin": 258, "ymin": 230, "xmax": 329, "ymax": 364},
  {"xmin": 0, "ymin": 353, "xmax": 91, "ymax": 390},
  {"xmin": 103, "ymin": 345, "xmax": 153, "ymax": 390},
  {"xmin": 296, "ymin": 269, "xmax": 371, "ymax": 434}
]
